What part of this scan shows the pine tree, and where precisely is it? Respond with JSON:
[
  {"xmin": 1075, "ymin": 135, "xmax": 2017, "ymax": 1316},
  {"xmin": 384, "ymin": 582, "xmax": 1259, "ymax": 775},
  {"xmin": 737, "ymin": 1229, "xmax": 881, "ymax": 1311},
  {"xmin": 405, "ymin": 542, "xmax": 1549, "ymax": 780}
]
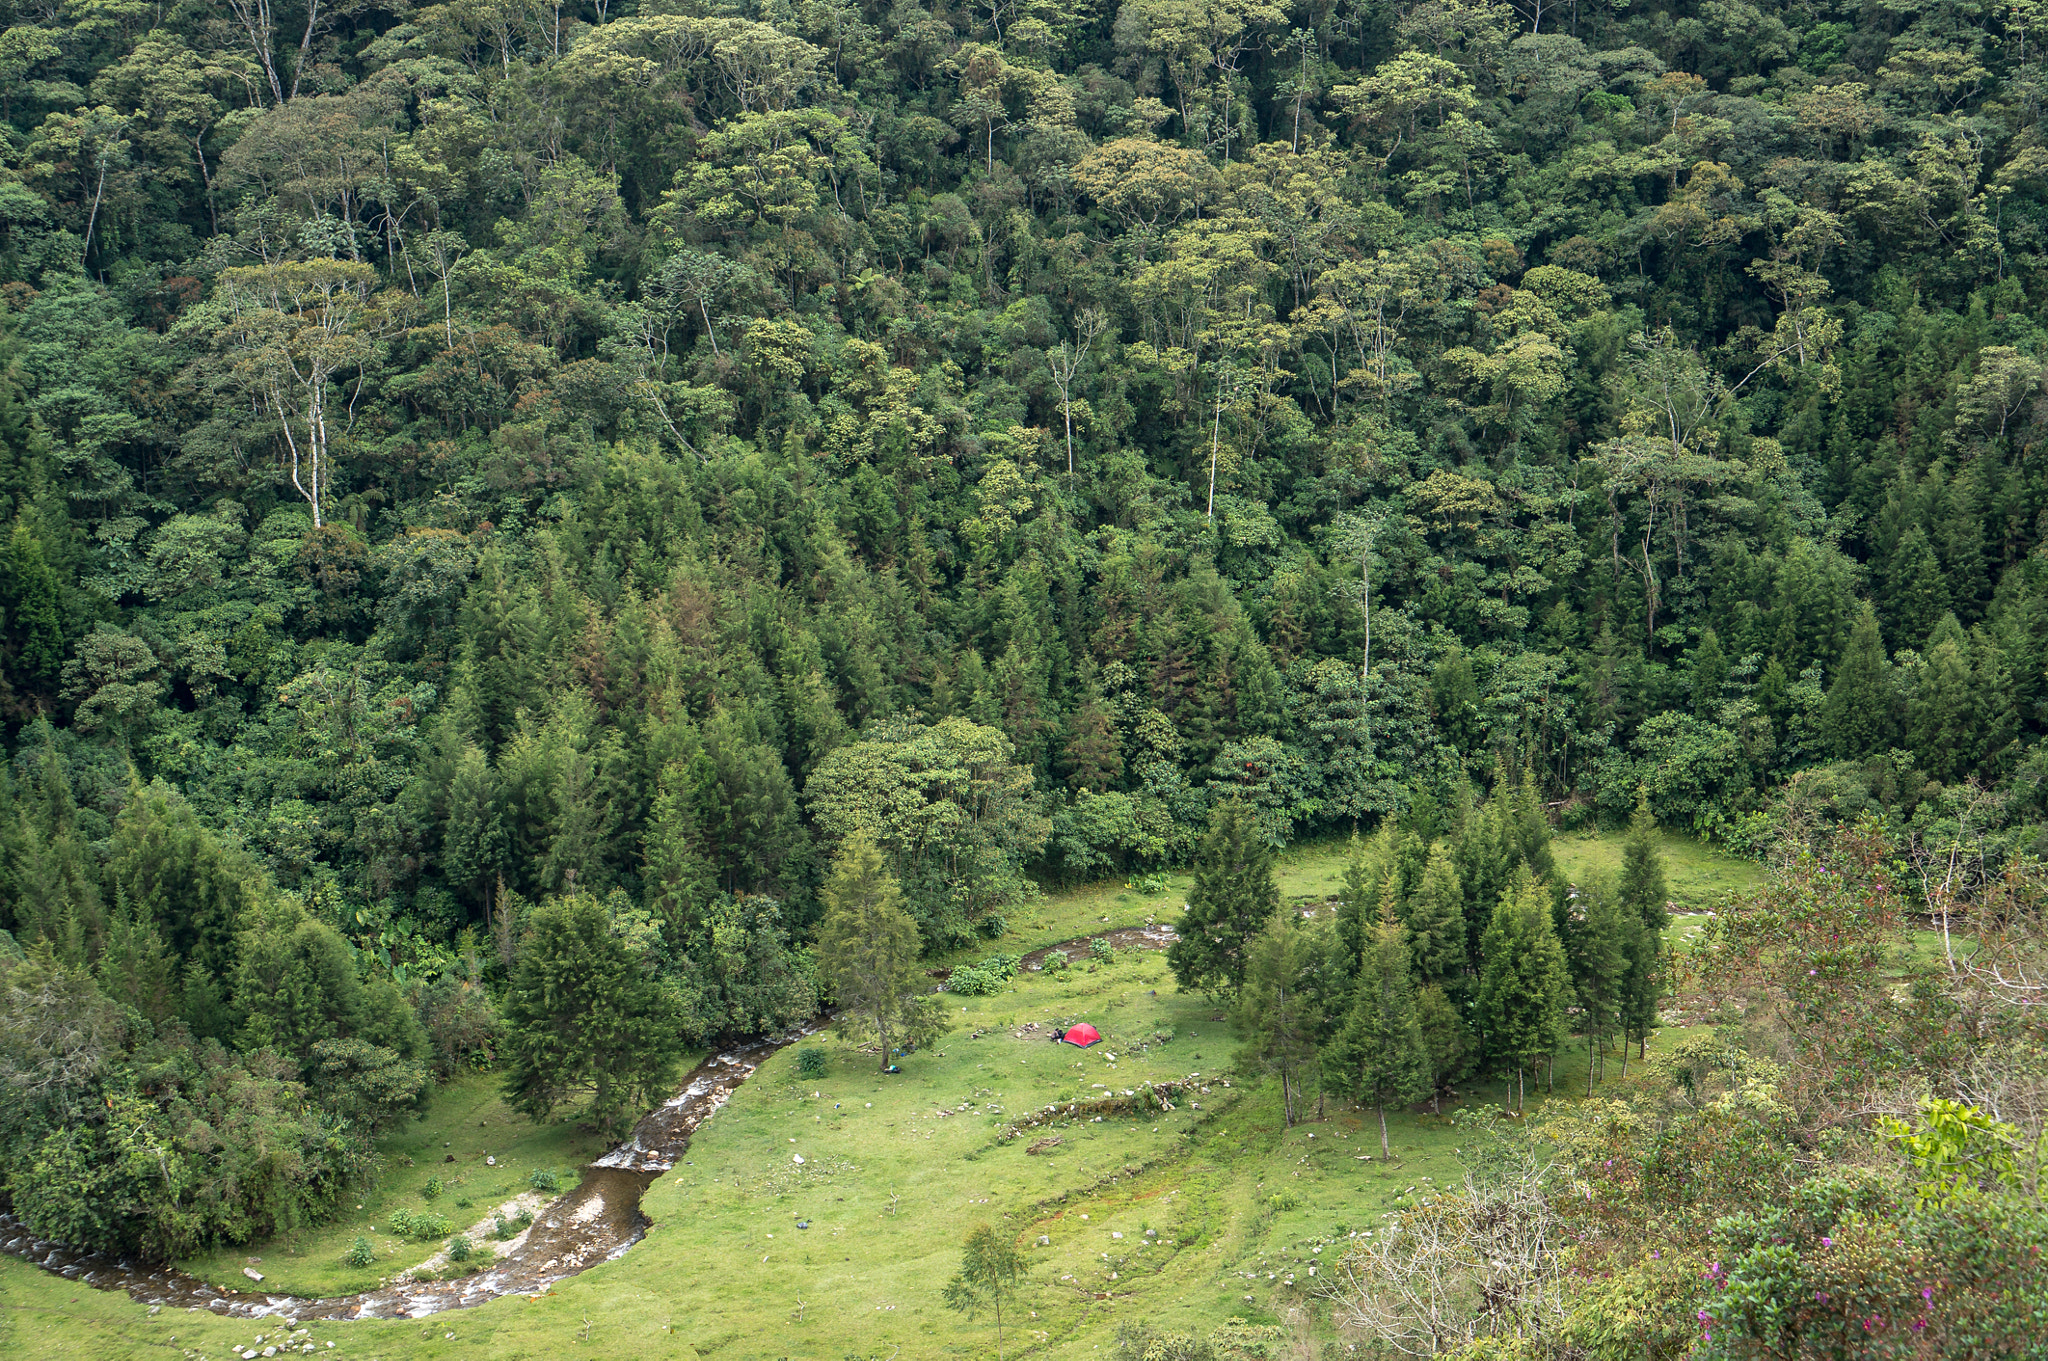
[
  {"xmin": 1970, "ymin": 624, "xmax": 2018, "ymax": 772},
  {"xmin": 1414, "ymin": 983, "xmax": 1469, "ymax": 1113},
  {"xmin": 1237, "ymin": 915, "xmax": 1325, "ymax": 1127},
  {"xmin": 1167, "ymin": 799, "xmax": 1279, "ymax": 999},
  {"xmin": 1820, "ymin": 604, "xmax": 1897, "ymax": 759},
  {"xmin": 0, "ymin": 520, "xmax": 63, "ymax": 700},
  {"xmin": 442, "ymin": 744, "xmax": 506, "ymax": 917},
  {"xmin": 1328, "ymin": 898, "xmax": 1431, "ymax": 1155},
  {"xmin": 1884, "ymin": 525, "xmax": 1949, "ymax": 646},
  {"xmin": 1617, "ymin": 787, "xmax": 1670, "ymax": 1065},
  {"xmin": 1475, "ymin": 868, "xmax": 1569, "ymax": 1111},
  {"xmin": 1912, "ymin": 619, "xmax": 1981, "ymax": 781},
  {"xmin": 1619, "ymin": 785, "xmax": 1670, "ymax": 935},
  {"xmin": 1688, "ymin": 627, "xmax": 1728, "ymax": 717},
  {"xmin": 1572, "ymin": 876, "xmax": 1629, "ymax": 1093},
  {"xmin": 1402, "ymin": 845, "xmax": 1467, "ymax": 986},
  {"xmin": 501, "ymin": 893, "xmax": 680, "ymax": 1135},
  {"xmin": 1936, "ymin": 458, "xmax": 1990, "ymax": 622},
  {"xmin": 817, "ymin": 832, "xmax": 945, "ymax": 1070}
]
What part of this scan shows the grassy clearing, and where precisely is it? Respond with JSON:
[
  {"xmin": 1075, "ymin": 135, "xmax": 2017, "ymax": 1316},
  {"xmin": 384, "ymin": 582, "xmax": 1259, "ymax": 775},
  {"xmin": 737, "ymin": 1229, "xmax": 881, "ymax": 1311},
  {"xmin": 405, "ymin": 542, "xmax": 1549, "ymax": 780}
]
[
  {"xmin": 6, "ymin": 831, "xmax": 1749, "ymax": 1358},
  {"xmin": 173, "ymin": 1073, "xmax": 616, "ymax": 1300},
  {"xmin": 1550, "ymin": 828, "xmax": 1766, "ymax": 907},
  {"xmin": 6, "ymin": 901, "xmax": 1691, "ymax": 1361}
]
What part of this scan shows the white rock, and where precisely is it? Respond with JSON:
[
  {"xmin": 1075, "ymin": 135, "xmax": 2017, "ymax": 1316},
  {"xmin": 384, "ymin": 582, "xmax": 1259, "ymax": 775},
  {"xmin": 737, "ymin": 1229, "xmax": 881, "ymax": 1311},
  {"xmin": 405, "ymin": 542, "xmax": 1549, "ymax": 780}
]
[
  {"xmin": 243, "ymin": 1268, "xmax": 264, "ymax": 1283},
  {"xmin": 792, "ymin": 1154, "xmax": 804, "ymax": 1165},
  {"xmin": 486, "ymin": 1156, "xmax": 496, "ymax": 1166}
]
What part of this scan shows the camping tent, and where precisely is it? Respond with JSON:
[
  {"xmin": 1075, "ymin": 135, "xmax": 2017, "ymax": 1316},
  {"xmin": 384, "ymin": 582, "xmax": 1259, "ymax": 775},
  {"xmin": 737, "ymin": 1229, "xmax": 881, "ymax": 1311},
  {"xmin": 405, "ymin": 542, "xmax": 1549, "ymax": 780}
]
[{"xmin": 1058, "ymin": 1023, "xmax": 1102, "ymax": 1047}]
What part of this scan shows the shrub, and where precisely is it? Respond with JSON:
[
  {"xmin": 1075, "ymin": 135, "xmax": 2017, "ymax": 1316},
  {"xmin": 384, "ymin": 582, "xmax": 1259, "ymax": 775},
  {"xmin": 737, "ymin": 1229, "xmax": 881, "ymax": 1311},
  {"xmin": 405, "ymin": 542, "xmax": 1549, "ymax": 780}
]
[
  {"xmin": 1042, "ymin": 952, "xmax": 1069, "ymax": 974},
  {"xmin": 1088, "ymin": 937, "xmax": 1116, "ymax": 963},
  {"xmin": 344, "ymin": 1237, "xmax": 376, "ymax": 1268},
  {"xmin": 421, "ymin": 1176, "xmax": 442, "ymax": 1200},
  {"xmin": 446, "ymin": 1234, "xmax": 472, "ymax": 1263},
  {"xmin": 388, "ymin": 1208, "xmax": 452, "ymax": 1241},
  {"xmin": 950, "ymin": 952, "xmax": 1025, "ymax": 995},
  {"xmin": 795, "ymin": 1046, "xmax": 829, "ymax": 1078},
  {"xmin": 528, "ymin": 1168, "xmax": 560, "ymax": 1192}
]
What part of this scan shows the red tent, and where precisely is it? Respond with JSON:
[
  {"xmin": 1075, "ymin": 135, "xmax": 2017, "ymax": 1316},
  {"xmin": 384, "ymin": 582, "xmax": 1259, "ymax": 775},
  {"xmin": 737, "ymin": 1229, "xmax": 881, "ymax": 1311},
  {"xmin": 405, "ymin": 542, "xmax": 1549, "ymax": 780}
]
[{"xmin": 1059, "ymin": 1023, "xmax": 1102, "ymax": 1047}]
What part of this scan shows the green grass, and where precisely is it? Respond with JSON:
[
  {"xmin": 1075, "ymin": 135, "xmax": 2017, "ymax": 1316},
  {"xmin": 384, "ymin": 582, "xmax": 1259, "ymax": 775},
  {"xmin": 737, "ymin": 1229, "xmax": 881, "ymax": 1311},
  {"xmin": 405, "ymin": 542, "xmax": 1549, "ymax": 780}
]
[
  {"xmin": 172, "ymin": 1072, "xmax": 616, "ymax": 1299},
  {"xmin": 3, "ymin": 895, "xmax": 1692, "ymax": 1361},
  {"xmin": 6, "ymin": 829, "xmax": 1750, "ymax": 1358},
  {"xmin": 1550, "ymin": 828, "xmax": 1766, "ymax": 908}
]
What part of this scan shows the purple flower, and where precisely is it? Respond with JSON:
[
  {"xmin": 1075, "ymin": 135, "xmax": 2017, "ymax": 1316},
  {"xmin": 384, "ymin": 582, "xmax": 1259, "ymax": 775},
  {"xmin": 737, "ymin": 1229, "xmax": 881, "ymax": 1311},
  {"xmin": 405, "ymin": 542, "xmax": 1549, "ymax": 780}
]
[
  {"xmin": 1821, "ymin": 1237, "xmax": 1833, "ymax": 1247},
  {"xmin": 1922, "ymin": 1287, "xmax": 1933, "ymax": 1302}
]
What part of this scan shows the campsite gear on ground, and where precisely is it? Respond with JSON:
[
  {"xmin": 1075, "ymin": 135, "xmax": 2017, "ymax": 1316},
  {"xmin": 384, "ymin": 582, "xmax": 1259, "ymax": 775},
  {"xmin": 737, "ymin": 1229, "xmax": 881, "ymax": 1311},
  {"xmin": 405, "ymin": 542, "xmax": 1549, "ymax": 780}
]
[{"xmin": 1060, "ymin": 1023, "xmax": 1102, "ymax": 1047}]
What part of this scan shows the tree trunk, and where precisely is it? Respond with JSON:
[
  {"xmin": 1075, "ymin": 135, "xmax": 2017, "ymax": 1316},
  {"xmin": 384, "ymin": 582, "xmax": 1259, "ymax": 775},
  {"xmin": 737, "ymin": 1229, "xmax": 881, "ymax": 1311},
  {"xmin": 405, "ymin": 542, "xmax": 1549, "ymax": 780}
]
[{"xmin": 1377, "ymin": 1101, "xmax": 1390, "ymax": 1159}]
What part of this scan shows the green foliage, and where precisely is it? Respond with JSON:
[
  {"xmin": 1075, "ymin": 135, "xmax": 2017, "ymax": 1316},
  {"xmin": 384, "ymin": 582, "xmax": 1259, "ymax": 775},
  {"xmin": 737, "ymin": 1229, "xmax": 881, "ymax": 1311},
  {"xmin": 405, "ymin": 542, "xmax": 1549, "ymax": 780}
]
[
  {"xmin": 445, "ymin": 1234, "xmax": 472, "ymax": 1264},
  {"xmin": 501, "ymin": 894, "xmax": 680, "ymax": 1137},
  {"xmin": 528, "ymin": 1168, "xmax": 560, "ymax": 1193},
  {"xmin": 1476, "ymin": 868, "xmax": 1570, "ymax": 1104},
  {"xmin": 942, "ymin": 1222, "xmax": 1030, "ymax": 1361},
  {"xmin": 343, "ymin": 1237, "xmax": 376, "ymax": 1268},
  {"xmin": 948, "ymin": 952, "xmax": 1023, "ymax": 996},
  {"xmin": 1168, "ymin": 800, "xmax": 1280, "ymax": 999},
  {"xmin": 1327, "ymin": 898, "xmax": 1431, "ymax": 1154},
  {"xmin": 386, "ymin": 1207, "xmax": 452, "ymax": 1242},
  {"xmin": 818, "ymin": 833, "xmax": 948, "ymax": 1069},
  {"xmin": 795, "ymin": 1045, "xmax": 830, "ymax": 1078},
  {"xmin": 1236, "ymin": 914, "xmax": 1326, "ymax": 1127}
]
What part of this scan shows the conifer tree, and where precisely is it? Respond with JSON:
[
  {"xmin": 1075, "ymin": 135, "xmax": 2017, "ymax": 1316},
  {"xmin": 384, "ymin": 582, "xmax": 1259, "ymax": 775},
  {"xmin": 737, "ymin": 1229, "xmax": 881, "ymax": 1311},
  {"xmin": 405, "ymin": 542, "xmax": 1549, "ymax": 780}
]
[
  {"xmin": 1689, "ymin": 627, "xmax": 1728, "ymax": 717},
  {"xmin": 502, "ymin": 893, "xmax": 679, "ymax": 1135},
  {"xmin": 1616, "ymin": 786, "xmax": 1670, "ymax": 1065},
  {"xmin": 1328, "ymin": 897, "xmax": 1430, "ymax": 1155},
  {"xmin": 1414, "ymin": 983, "xmax": 1469, "ymax": 1113},
  {"xmin": 0, "ymin": 521, "xmax": 63, "ymax": 700},
  {"xmin": 1884, "ymin": 525, "xmax": 1949, "ymax": 645},
  {"xmin": 442, "ymin": 744, "xmax": 506, "ymax": 917},
  {"xmin": 1168, "ymin": 799, "xmax": 1279, "ymax": 999},
  {"xmin": 817, "ymin": 832, "xmax": 945, "ymax": 1070},
  {"xmin": 1402, "ymin": 845, "xmax": 1467, "ymax": 986},
  {"xmin": 1572, "ymin": 876, "xmax": 1629, "ymax": 1093},
  {"xmin": 1821, "ymin": 604, "xmax": 1898, "ymax": 759},
  {"xmin": 1237, "ymin": 914, "xmax": 1325, "ymax": 1127},
  {"xmin": 1619, "ymin": 785, "xmax": 1670, "ymax": 935},
  {"xmin": 1912, "ymin": 620, "xmax": 1981, "ymax": 781},
  {"xmin": 1476, "ymin": 868, "xmax": 1569, "ymax": 1111}
]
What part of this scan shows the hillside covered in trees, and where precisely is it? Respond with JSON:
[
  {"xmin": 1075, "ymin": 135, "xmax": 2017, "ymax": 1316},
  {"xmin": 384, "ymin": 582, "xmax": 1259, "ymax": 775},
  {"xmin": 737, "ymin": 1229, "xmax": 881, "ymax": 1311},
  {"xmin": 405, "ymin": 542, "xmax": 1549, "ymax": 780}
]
[{"xmin": 5, "ymin": 0, "xmax": 2048, "ymax": 1333}]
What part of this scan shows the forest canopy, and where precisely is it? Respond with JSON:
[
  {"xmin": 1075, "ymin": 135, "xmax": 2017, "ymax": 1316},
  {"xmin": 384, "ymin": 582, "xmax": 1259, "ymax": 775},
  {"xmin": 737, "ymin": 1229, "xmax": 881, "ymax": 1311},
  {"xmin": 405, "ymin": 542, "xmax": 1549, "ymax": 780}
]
[{"xmin": 3, "ymin": 0, "xmax": 2048, "ymax": 1276}]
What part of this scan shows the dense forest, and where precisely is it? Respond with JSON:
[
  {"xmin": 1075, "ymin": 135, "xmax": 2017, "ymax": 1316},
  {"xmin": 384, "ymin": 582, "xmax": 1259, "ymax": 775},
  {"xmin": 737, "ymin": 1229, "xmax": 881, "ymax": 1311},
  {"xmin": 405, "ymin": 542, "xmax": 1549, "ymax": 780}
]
[{"xmin": 4, "ymin": 0, "xmax": 2048, "ymax": 1309}]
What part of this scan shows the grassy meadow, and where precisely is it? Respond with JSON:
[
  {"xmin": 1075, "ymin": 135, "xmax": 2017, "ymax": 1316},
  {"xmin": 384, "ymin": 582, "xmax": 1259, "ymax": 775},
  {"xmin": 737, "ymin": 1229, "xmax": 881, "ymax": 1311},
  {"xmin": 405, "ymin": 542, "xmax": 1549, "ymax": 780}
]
[{"xmin": 0, "ymin": 830, "xmax": 1770, "ymax": 1360}]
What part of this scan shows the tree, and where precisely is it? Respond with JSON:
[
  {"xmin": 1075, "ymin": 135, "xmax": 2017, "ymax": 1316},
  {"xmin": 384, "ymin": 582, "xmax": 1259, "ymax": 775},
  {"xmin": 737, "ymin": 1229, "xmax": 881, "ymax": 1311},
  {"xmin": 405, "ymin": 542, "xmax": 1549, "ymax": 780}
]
[
  {"xmin": 502, "ymin": 894, "xmax": 680, "ymax": 1136},
  {"xmin": 1168, "ymin": 799, "xmax": 1280, "ymax": 998},
  {"xmin": 943, "ymin": 1223, "xmax": 1031, "ymax": 1361},
  {"xmin": 442, "ymin": 743, "xmax": 506, "ymax": 917},
  {"xmin": 1237, "ymin": 913, "xmax": 1326, "ymax": 1126},
  {"xmin": 1616, "ymin": 786, "xmax": 1669, "ymax": 1065},
  {"xmin": 1403, "ymin": 845, "xmax": 1468, "ymax": 986},
  {"xmin": 1820, "ymin": 604, "xmax": 1897, "ymax": 759},
  {"xmin": 1572, "ymin": 876, "xmax": 1629, "ymax": 1093},
  {"xmin": 816, "ymin": 833, "xmax": 945, "ymax": 1071},
  {"xmin": 1329, "ymin": 898, "xmax": 1431, "ymax": 1156},
  {"xmin": 211, "ymin": 259, "xmax": 390, "ymax": 529},
  {"xmin": 1414, "ymin": 984, "xmax": 1469, "ymax": 1113},
  {"xmin": 1475, "ymin": 867, "xmax": 1569, "ymax": 1110}
]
